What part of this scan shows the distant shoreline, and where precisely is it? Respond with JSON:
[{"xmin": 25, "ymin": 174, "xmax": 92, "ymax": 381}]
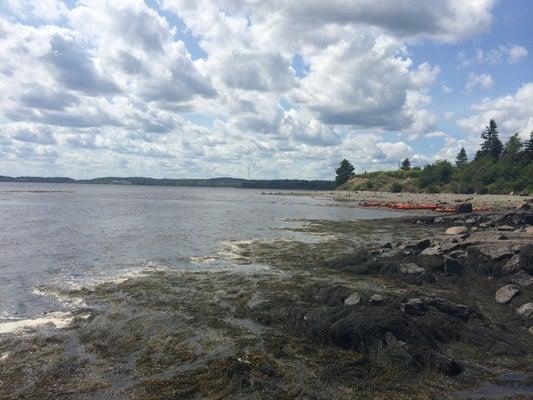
[{"xmin": 0, "ymin": 175, "xmax": 336, "ymax": 191}]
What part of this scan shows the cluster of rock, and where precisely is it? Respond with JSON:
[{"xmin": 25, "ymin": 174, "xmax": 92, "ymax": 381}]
[
  {"xmin": 248, "ymin": 209, "xmax": 533, "ymax": 381},
  {"xmin": 370, "ymin": 210, "xmax": 533, "ymax": 326}
]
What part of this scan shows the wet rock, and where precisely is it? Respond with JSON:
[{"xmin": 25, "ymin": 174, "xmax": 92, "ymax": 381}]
[
  {"xmin": 418, "ymin": 247, "xmax": 445, "ymax": 271},
  {"xmin": 401, "ymin": 298, "xmax": 424, "ymax": 314},
  {"xmin": 497, "ymin": 225, "xmax": 515, "ymax": 232},
  {"xmin": 424, "ymin": 297, "xmax": 473, "ymax": 320},
  {"xmin": 502, "ymin": 255, "xmax": 524, "ymax": 274},
  {"xmin": 465, "ymin": 218, "xmax": 477, "ymax": 225},
  {"xmin": 369, "ymin": 294, "xmax": 385, "ymax": 306},
  {"xmin": 311, "ymin": 286, "xmax": 353, "ymax": 306},
  {"xmin": 475, "ymin": 243, "xmax": 515, "ymax": 260},
  {"xmin": 518, "ymin": 244, "xmax": 533, "ymax": 274},
  {"xmin": 344, "ymin": 292, "xmax": 362, "ymax": 306},
  {"xmin": 509, "ymin": 270, "xmax": 533, "ymax": 287},
  {"xmin": 444, "ymin": 256, "xmax": 464, "ymax": 275},
  {"xmin": 446, "ymin": 226, "xmax": 467, "ymax": 235},
  {"xmin": 421, "ymin": 246, "xmax": 441, "ymax": 256},
  {"xmin": 455, "ymin": 203, "xmax": 473, "ymax": 213},
  {"xmin": 414, "ymin": 238, "xmax": 432, "ymax": 251},
  {"xmin": 400, "ymin": 263, "xmax": 425, "ymax": 275},
  {"xmin": 429, "ymin": 353, "xmax": 464, "ymax": 376},
  {"xmin": 494, "ymin": 285, "xmax": 520, "ymax": 304},
  {"xmin": 516, "ymin": 303, "xmax": 533, "ymax": 318},
  {"xmin": 480, "ymin": 221, "xmax": 494, "ymax": 228}
]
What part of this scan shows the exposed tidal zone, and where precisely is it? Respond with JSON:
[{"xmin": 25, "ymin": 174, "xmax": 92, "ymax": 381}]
[{"xmin": 1, "ymin": 214, "xmax": 532, "ymax": 399}]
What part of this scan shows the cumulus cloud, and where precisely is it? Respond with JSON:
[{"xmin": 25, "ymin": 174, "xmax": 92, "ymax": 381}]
[
  {"xmin": 0, "ymin": 0, "xmax": 519, "ymax": 179},
  {"xmin": 466, "ymin": 72, "xmax": 494, "ymax": 92},
  {"xmin": 458, "ymin": 82, "xmax": 533, "ymax": 141}
]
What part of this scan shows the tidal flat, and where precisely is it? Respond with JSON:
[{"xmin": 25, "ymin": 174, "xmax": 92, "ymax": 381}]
[{"xmin": 1, "ymin": 209, "xmax": 532, "ymax": 399}]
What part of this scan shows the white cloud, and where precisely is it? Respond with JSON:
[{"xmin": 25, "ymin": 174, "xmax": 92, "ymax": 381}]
[
  {"xmin": 458, "ymin": 82, "xmax": 533, "ymax": 142},
  {"xmin": 466, "ymin": 72, "xmax": 494, "ymax": 92},
  {"xmin": 0, "ymin": 0, "xmax": 511, "ymax": 179},
  {"xmin": 460, "ymin": 43, "xmax": 528, "ymax": 66}
]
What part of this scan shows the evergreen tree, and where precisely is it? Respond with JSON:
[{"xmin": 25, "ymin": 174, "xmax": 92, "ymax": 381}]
[
  {"xmin": 503, "ymin": 133, "xmax": 522, "ymax": 156},
  {"xmin": 400, "ymin": 158, "xmax": 411, "ymax": 170},
  {"xmin": 476, "ymin": 119, "xmax": 503, "ymax": 159},
  {"xmin": 455, "ymin": 147, "xmax": 468, "ymax": 168},
  {"xmin": 335, "ymin": 159, "xmax": 354, "ymax": 186},
  {"xmin": 525, "ymin": 131, "xmax": 533, "ymax": 154}
]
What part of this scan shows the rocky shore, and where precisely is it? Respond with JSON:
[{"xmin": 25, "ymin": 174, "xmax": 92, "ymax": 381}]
[
  {"xmin": 269, "ymin": 190, "xmax": 532, "ymax": 212},
  {"xmin": 1, "ymin": 207, "xmax": 532, "ymax": 399}
]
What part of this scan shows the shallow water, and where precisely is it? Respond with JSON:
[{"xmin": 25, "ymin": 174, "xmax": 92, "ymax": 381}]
[{"xmin": 0, "ymin": 182, "xmax": 420, "ymax": 322}]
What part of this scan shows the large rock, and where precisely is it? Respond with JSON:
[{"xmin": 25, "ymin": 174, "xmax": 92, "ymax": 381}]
[
  {"xmin": 400, "ymin": 298, "xmax": 424, "ymax": 314},
  {"xmin": 417, "ymin": 247, "xmax": 445, "ymax": 272},
  {"xmin": 502, "ymin": 255, "xmax": 524, "ymax": 274},
  {"xmin": 516, "ymin": 302, "xmax": 533, "ymax": 318},
  {"xmin": 344, "ymin": 292, "xmax": 362, "ymax": 306},
  {"xmin": 495, "ymin": 284, "xmax": 520, "ymax": 304},
  {"xmin": 424, "ymin": 297, "xmax": 473, "ymax": 320},
  {"xmin": 475, "ymin": 243, "xmax": 515, "ymax": 260},
  {"xmin": 400, "ymin": 263, "xmax": 425, "ymax": 275},
  {"xmin": 369, "ymin": 294, "xmax": 385, "ymax": 306},
  {"xmin": 446, "ymin": 226, "xmax": 467, "ymax": 235},
  {"xmin": 455, "ymin": 203, "xmax": 473, "ymax": 213},
  {"xmin": 509, "ymin": 270, "xmax": 533, "ymax": 287},
  {"xmin": 444, "ymin": 256, "xmax": 464, "ymax": 275}
]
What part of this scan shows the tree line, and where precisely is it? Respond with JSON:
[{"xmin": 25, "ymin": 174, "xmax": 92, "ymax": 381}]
[{"xmin": 335, "ymin": 120, "xmax": 533, "ymax": 194}]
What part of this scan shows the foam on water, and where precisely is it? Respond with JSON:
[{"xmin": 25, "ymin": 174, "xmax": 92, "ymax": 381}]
[{"xmin": 0, "ymin": 311, "xmax": 89, "ymax": 334}]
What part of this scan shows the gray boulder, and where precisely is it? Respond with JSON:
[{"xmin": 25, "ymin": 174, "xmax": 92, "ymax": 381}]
[
  {"xmin": 369, "ymin": 294, "xmax": 385, "ymax": 306},
  {"xmin": 344, "ymin": 292, "xmax": 362, "ymax": 306},
  {"xmin": 494, "ymin": 284, "xmax": 520, "ymax": 304},
  {"xmin": 509, "ymin": 270, "xmax": 533, "ymax": 287},
  {"xmin": 446, "ymin": 226, "xmax": 468, "ymax": 235},
  {"xmin": 516, "ymin": 302, "xmax": 533, "ymax": 318},
  {"xmin": 400, "ymin": 263, "xmax": 425, "ymax": 275},
  {"xmin": 424, "ymin": 297, "xmax": 473, "ymax": 320}
]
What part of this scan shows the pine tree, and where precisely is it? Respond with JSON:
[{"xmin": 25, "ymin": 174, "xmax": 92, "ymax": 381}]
[
  {"xmin": 335, "ymin": 159, "xmax": 354, "ymax": 186},
  {"xmin": 455, "ymin": 147, "xmax": 468, "ymax": 168},
  {"xmin": 503, "ymin": 133, "xmax": 522, "ymax": 156},
  {"xmin": 476, "ymin": 119, "xmax": 503, "ymax": 159},
  {"xmin": 400, "ymin": 158, "xmax": 411, "ymax": 170},
  {"xmin": 525, "ymin": 131, "xmax": 533, "ymax": 154}
]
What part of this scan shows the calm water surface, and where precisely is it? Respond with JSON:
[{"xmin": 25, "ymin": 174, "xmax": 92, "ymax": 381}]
[{"xmin": 0, "ymin": 183, "xmax": 414, "ymax": 320}]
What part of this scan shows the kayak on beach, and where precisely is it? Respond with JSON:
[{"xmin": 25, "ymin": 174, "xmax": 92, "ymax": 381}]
[{"xmin": 359, "ymin": 201, "xmax": 491, "ymax": 213}]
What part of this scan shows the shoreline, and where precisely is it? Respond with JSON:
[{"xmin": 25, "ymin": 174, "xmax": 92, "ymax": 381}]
[
  {"xmin": 271, "ymin": 190, "xmax": 533, "ymax": 212},
  {"xmin": 0, "ymin": 206, "xmax": 532, "ymax": 399}
]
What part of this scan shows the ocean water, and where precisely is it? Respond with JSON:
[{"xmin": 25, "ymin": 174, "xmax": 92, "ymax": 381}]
[{"xmin": 0, "ymin": 182, "xmax": 415, "ymax": 322}]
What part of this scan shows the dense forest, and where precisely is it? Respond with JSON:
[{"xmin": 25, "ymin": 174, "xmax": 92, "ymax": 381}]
[{"xmin": 337, "ymin": 120, "xmax": 533, "ymax": 194}]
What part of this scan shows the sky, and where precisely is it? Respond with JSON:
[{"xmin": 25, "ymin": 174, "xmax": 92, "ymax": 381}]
[{"xmin": 0, "ymin": 0, "xmax": 531, "ymax": 179}]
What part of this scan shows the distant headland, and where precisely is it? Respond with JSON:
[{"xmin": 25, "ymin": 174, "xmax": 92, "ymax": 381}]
[{"xmin": 0, "ymin": 175, "xmax": 336, "ymax": 191}]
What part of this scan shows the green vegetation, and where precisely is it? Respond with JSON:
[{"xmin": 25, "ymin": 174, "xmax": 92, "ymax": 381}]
[
  {"xmin": 0, "ymin": 175, "xmax": 335, "ymax": 190},
  {"xmin": 338, "ymin": 120, "xmax": 533, "ymax": 194},
  {"xmin": 335, "ymin": 159, "xmax": 355, "ymax": 186},
  {"xmin": 400, "ymin": 158, "xmax": 411, "ymax": 170}
]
